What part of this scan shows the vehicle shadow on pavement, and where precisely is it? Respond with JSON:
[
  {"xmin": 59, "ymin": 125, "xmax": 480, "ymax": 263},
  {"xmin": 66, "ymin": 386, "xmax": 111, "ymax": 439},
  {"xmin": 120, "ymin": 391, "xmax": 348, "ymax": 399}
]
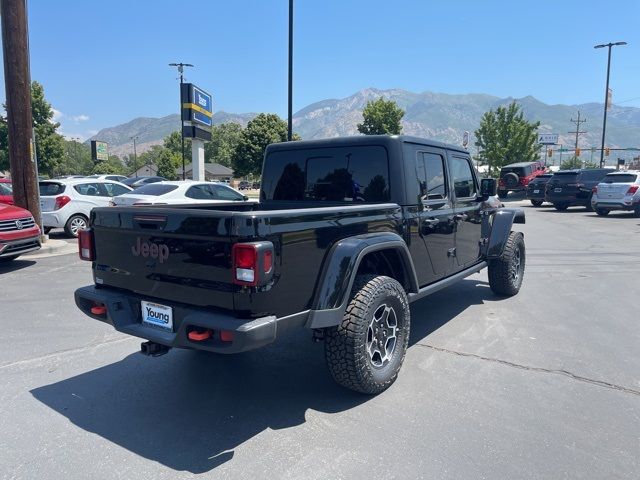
[
  {"xmin": 30, "ymin": 278, "xmax": 495, "ymax": 474},
  {"xmin": 30, "ymin": 333, "xmax": 364, "ymax": 474},
  {"xmin": 409, "ymin": 279, "xmax": 496, "ymax": 345},
  {"xmin": 0, "ymin": 258, "xmax": 36, "ymax": 273}
]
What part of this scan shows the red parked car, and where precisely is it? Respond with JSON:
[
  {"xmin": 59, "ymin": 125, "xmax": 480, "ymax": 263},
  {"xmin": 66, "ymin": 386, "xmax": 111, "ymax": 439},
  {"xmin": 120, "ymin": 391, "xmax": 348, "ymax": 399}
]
[
  {"xmin": 497, "ymin": 161, "xmax": 546, "ymax": 198},
  {"xmin": 0, "ymin": 178, "xmax": 13, "ymax": 205},
  {"xmin": 0, "ymin": 203, "xmax": 41, "ymax": 261}
]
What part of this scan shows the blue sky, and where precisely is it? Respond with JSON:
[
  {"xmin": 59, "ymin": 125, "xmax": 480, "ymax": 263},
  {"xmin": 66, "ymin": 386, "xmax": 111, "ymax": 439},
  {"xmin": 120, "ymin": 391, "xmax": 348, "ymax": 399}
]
[{"xmin": 1, "ymin": 0, "xmax": 639, "ymax": 140}]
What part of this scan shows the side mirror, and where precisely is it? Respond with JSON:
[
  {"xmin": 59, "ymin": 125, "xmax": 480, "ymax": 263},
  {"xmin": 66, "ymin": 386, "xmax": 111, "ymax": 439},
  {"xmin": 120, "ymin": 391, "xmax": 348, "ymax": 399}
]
[{"xmin": 479, "ymin": 178, "xmax": 497, "ymax": 200}]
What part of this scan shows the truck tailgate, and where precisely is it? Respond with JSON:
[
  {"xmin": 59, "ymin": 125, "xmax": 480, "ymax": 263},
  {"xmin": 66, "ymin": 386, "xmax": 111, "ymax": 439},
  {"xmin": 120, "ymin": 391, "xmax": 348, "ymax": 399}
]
[{"xmin": 91, "ymin": 207, "xmax": 236, "ymax": 310}]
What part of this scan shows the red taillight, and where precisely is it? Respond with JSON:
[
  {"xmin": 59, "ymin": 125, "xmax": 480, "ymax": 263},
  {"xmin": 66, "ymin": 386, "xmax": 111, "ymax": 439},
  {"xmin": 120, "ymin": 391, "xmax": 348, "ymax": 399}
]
[
  {"xmin": 232, "ymin": 242, "xmax": 274, "ymax": 286},
  {"xmin": 78, "ymin": 228, "xmax": 95, "ymax": 261},
  {"xmin": 627, "ymin": 185, "xmax": 639, "ymax": 195},
  {"xmin": 520, "ymin": 178, "xmax": 530, "ymax": 186},
  {"xmin": 592, "ymin": 186, "xmax": 598, "ymax": 194},
  {"xmin": 54, "ymin": 195, "xmax": 71, "ymax": 210}
]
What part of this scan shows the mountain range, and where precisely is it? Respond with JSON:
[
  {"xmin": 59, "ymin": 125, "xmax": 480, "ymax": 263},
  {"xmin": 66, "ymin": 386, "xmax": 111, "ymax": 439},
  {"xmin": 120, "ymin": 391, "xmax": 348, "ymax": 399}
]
[{"xmin": 90, "ymin": 88, "xmax": 640, "ymax": 160}]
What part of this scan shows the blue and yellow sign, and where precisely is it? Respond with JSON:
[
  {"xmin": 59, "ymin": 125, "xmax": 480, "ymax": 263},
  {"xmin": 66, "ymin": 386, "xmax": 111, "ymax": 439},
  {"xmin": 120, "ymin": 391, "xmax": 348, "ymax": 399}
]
[{"xmin": 181, "ymin": 83, "xmax": 213, "ymax": 128}]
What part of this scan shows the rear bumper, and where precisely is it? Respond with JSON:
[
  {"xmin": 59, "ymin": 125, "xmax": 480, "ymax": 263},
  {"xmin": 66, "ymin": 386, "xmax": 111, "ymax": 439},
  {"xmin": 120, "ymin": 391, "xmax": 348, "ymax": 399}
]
[
  {"xmin": 526, "ymin": 189, "xmax": 545, "ymax": 200},
  {"xmin": 0, "ymin": 235, "xmax": 41, "ymax": 258},
  {"xmin": 74, "ymin": 285, "xmax": 308, "ymax": 354},
  {"xmin": 42, "ymin": 211, "xmax": 66, "ymax": 228},
  {"xmin": 544, "ymin": 193, "xmax": 588, "ymax": 206},
  {"xmin": 592, "ymin": 198, "xmax": 639, "ymax": 211}
]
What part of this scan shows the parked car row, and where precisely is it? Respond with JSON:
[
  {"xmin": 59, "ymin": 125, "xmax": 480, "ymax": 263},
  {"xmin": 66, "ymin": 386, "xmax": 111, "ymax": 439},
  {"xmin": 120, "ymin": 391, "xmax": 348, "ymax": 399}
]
[{"xmin": 523, "ymin": 168, "xmax": 640, "ymax": 217}]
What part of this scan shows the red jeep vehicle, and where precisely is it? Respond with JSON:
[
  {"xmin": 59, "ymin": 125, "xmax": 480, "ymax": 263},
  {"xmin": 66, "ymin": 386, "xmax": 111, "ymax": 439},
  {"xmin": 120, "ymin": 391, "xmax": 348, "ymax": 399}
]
[
  {"xmin": 498, "ymin": 162, "xmax": 546, "ymax": 198},
  {"xmin": 0, "ymin": 203, "xmax": 41, "ymax": 261},
  {"xmin": 0, "ymin": 178, "xmax": 13, "ymax": 205}
]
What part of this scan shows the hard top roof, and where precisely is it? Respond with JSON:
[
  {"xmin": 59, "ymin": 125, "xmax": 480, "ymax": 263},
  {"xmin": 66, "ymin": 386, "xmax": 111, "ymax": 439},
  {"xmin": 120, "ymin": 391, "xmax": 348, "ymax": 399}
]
[
  {"xmin": 501, "ymin": 162, "xmax": 542, "ymax": 168},
  {"xmin": 265, "ymin": 135, "xmax": 469, "ymax": 155}
]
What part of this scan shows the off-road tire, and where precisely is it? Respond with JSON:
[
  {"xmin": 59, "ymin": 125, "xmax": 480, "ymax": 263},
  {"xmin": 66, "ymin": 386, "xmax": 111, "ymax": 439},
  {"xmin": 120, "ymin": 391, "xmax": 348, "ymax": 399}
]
[
  {"xmin": 530, "ymin": 199, "xmax": 543, "ymax": 207},
  {"xmin": 553, "ymin": 203, "xmax": 569, "ymax": 211},
  {"xmin": 504, "ymin": 172, "xmax": 519, "ymax": 189},
  {"xmin": 488, "ymin": 231, "xmax": 525, "ymax": 296},
  {"xmin": 0, "ymin": 255, "xmax": 19, "ymax": 262},
  {"xmin": 633, "ymin": 205, "xmax": 640, "ymax": 218},
  {"xmin": 595, "ymin": 208, "xmax": 610, "ymax": 216},
  {"xmin": 64, "ymin": 214, "xmax": 88, "ymax": 237},
  {"xmin": 498, "ymin": 190, "xmax": 509, "ymax": 199},
  {"xmin": 324, "ymin": 275, "xmax": 410, "ymax": 395}
]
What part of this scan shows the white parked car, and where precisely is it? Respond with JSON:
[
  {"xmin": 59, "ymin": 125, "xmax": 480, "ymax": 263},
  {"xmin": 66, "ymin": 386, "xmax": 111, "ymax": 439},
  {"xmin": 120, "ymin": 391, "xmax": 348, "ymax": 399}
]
[
  {"xmin": 86, "ymin": 174, "xmax": 128, "ymax": 183},
  {"xmin": 110, "ymin": 181, "xmax": 249, "ymax": 206},
  {"xmin": 591, "ymin": 170, "xmax": 640, "ymax": 217},
  {"xmin": 39, "ymin": 179, "xmax": 132, "ymax": 236}
]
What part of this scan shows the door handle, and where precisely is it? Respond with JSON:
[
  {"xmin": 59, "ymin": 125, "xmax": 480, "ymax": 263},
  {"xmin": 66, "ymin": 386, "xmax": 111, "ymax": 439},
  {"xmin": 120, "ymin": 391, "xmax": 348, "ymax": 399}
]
[{"xmin": 453, "ymin": 213, "xmax": 468, "ymax": 222}]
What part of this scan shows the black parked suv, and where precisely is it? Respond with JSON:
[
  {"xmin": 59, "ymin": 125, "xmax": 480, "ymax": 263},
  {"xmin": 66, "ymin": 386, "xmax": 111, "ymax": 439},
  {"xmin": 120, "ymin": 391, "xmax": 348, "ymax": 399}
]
[
  {"xmin": 526, "ymin": 173, "xmax": 553, "ymax": 206},
  {"xmin": 498, "ymin": 162, "xmax": 546, "ymax": 198},
  {"xmin": 545, "ymin": 168, "xmax": 611, "ymax": 211},
  {"xmin": 74, "ymin": 135, "xmax": 526, "ymax": 394}
]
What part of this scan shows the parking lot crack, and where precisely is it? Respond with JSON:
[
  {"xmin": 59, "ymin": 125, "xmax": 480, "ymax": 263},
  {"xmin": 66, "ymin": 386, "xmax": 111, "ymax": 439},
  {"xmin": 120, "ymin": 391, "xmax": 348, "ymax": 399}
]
[{"xmin": 415, "ymin": 343, "xmax": 640, "ymax": 397}]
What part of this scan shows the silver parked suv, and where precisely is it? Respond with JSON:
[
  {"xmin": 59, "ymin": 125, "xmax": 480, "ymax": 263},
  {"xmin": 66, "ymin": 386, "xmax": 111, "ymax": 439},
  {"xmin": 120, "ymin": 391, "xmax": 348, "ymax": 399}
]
[{"xmin": 591, "ymin": 170, "xmax": 640, "ymax": 217}]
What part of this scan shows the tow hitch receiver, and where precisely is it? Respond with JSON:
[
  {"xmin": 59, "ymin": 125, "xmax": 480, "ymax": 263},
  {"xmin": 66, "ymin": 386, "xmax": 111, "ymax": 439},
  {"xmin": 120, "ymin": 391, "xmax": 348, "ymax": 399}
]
[{"xmin": 140, "ymin": 341, "xmax": 171, "ymax": 357}]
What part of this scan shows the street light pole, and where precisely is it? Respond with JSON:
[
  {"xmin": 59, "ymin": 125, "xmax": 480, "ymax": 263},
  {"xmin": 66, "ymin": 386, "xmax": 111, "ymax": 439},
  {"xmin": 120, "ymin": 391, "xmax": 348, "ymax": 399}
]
[
  {"xmin": 169, "ymin": 62, "xmax": 193, "ymax": 179},
  {"xmin": 287, "ymin": 0, "xmax": 293, "ymax": 141},
  {"xmin": 594, "ymin": 41, "xmax": 627, "ymax": 168},
  {"xmin": 130, "ymin": 136, "xmax": 138, "ymax": 178}
]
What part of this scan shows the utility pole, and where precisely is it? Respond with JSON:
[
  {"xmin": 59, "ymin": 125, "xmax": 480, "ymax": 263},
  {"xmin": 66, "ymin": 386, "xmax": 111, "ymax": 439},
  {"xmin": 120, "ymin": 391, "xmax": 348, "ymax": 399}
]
[
  {"xmin": 287, "ymin": 0, "xmax": 294, "ymax": 141},
  {"xmin": 1, "ymin": 0, "xmax": 41, "ymax": 228},
  {"xmin": 130, "ymin": 136, "xmax": 138, "ymax": 178},
  {"xmin": 569, "ymin": 111, "xmax": 587, "ymax": 152},
  {"xmin": 169, "ymin": 62, "xmax": 193, "ymax": 179}
]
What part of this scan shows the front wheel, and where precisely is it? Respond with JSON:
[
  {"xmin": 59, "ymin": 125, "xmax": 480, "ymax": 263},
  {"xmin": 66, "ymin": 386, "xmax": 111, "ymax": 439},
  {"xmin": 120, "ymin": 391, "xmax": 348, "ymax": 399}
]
[
  {"xmin": 0, "ymin": 255, "xmax": 20, "ymax": 263},
  {"xmin": 488, "ymin": 231, "xmax": 525, "ymax": 296},
  {"xmin": 554, "ymin": 203, "xmax": 569, "ymax": 211},
  {"xmin": 595, "ymin": 208, "xmax": 610, "ymax": 216},
  {"xmin": 324, "ymin": 275, "xmax": 410, "ymax": 394},
  {"xmin": 64, "ymin": 214, "xmax": 88, "ymax": 237},
  {"xmin": 530, "ymin": 199, "xmax": 543, "ymax": 207}
]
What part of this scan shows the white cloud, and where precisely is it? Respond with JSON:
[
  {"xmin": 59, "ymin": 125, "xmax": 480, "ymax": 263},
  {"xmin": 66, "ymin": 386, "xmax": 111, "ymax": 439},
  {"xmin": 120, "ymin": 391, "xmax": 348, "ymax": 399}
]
[
  {"xmin": 72, "ymin": 114, "xmax": 90, "ymax": 122},
  {"xmin": 52, "ymin": 108, "xmax": 64, "ymax": 121}
]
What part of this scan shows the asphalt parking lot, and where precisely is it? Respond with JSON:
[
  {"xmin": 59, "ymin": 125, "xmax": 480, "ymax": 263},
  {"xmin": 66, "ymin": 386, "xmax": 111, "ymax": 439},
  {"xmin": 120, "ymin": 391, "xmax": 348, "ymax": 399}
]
[{"xmin": 1, "ymin": 198, "xmax": 639, "ymax": 479}]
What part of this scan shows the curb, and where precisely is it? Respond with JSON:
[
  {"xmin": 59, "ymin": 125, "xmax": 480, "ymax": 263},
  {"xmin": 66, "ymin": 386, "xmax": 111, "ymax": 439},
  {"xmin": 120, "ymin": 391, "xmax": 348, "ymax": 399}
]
[{"xmin": 23, "ymin": 239, "xmax": 77, "ymax": 259}]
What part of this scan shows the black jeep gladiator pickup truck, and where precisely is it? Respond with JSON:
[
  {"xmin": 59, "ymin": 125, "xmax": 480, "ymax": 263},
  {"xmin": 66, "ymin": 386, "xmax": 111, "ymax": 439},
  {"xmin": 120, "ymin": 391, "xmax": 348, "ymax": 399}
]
[{"xmin": 75, "ymin": 135, "xmax": 526, "ymax": 394}]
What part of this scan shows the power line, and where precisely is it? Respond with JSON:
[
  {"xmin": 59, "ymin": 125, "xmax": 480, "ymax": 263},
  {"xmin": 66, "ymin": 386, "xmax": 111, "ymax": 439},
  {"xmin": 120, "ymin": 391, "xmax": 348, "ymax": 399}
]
[{"xmin": 568, "ymin": 110, "xmax": 587, "ymax": 149}]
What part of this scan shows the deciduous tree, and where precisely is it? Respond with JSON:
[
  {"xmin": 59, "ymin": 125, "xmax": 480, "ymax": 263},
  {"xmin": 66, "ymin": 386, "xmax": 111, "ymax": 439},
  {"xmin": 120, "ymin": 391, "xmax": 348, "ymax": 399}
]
[{"xmin": 357, "ymin": 98, "xmax": 404, "ymax": 135}]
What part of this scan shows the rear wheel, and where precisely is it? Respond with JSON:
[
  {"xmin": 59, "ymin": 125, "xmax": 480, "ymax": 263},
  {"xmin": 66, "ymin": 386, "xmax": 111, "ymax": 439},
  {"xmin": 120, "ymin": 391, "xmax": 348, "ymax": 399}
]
[
  {"xmin": 64, "ymin": 214, "xmax": 88, "ymax": 237},
  {"xmin": 324, "ymin": 275, "xmax": 410, "ymax": 394},
  {"xmin": 498, "ymin": 190, "xmax": 508, "ymax": 199},
  {"xmin": 554, "ymin": 203, "xmax": 569, "ymax": 211},
  {"xmin": 585, "ymin": 195, "xmax": 594, "ymax": 212},
  {"xmin": 0, "ymin": 255, "xmax": 20, "ymax": 262},
  {"xmin": 530, "ymin": 199, "xmax": 543, "ymax": 207},
  {"xmin": 595, "ymin": 208, "xmax": 610, "ymax": 216},
  {"xmin": 43, "ymin": 227, "xmax": 52, "ymax": 235},
  {"xmin": 488, "ymin": 231, "xmax": 525, "ymax": 296},
  {"xmin": 634, "ymin": 205, "xmax": 640, "ymax": 218}
]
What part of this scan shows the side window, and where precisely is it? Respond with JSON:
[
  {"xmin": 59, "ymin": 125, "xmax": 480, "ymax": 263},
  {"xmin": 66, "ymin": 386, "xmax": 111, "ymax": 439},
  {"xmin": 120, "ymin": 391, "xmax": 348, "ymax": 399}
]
[
  {"xmin": 212, "ymin": 184, "xmax": 244, "ymax": 201},
  {"xmin": 102, "ymin": 183, "xmax": 130, "ymax": 196},
  {"xmin": 450, "ymin": 157, "xmax": 477, "ymax": 198},
  {"xmin": 74, "ymin": 183, "xmax": 101, "ymax": 196},
  {"xmin": 423, "ymin": 153, "xmax": 447, "ymax": 200},
  {"xmin": 185, "ymin": 185, "xmax": 214, "ymax": 200}
]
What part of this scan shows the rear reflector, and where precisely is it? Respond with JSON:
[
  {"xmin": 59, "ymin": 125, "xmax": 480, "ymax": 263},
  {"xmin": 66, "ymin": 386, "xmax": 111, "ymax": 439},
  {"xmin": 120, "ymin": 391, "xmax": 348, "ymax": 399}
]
[
  {"xmin": 220, "ymin": 330, "xmax": 234, "ymax": 342},
  {"xmin": 188, "ymin": 329, "xmax": 212, "ymax": 342},
  {"xmin": 78, "ymin": 228, "xmax": 95, "ymax": 261},
  {"xmin": 91, "ymin": 305, "xmax": 106, "ymax": 315}
]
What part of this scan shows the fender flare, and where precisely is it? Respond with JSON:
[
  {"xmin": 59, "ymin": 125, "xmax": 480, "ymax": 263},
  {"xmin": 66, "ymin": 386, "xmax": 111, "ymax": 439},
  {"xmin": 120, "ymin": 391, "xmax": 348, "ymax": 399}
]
[
  {"xmin": 486, "ymin": 208, "xmax": 525, "ymax": 259},
  {"xmin": 306, "ymin": 232, "xmax": 418, "ymax": 329}
]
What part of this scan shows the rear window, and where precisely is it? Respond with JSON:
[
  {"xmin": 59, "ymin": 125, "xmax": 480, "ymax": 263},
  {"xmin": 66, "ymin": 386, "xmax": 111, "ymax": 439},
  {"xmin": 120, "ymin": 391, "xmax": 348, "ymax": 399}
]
[
  {"xmin": 580, "ymin": 169, "xmax": 609, "ymax": 181},
  {"xmin": 0, "ymin": 182, "xmax": 11, "ymax": 195},
  {"xmin": 39, "ymin": 182, "xmax": 66, "ymax": 196},
  {"xmin": 125, "ymin": 184, "xmax": 178, "ymax": 196},
  {"xmin": 262, "ymin": 145, "xmax": 390, "ymax": 202},
  {"xmin": 602, "ymin": 174, "xmax": 637, "ymax": 183},
  {"xmin": 531, "ymin": 174, "xmax": 552, "ymax": 183},
  {"xmin": 501, "ymin": 167, "xmax": 527, "ymax": 177},
  {"xmin": 550, "ymin": 172, "xmax": 579, "ymax": 184}
]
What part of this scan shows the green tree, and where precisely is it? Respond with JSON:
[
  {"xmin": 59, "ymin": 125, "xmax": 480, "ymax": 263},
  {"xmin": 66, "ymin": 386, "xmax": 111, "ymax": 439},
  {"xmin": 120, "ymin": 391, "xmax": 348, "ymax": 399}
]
[
  {"xmin": 205, "ymin": 122, "xmax": 243, "ymax": 166},
  {"xmin": 156, "ymin": 149, "xmax": 180, "ymax": 180},
  {"xmin": 138, "ymin": 145, "xmax": 166, "ymax": 170},
  {"xmin": 232, "ymin": 114, "xmax": 297, "ymax": 177},
  {"xmin": 560, "ymin": 156, "xmax": 597, "ymax": 170},
  {"xmin": 357, "ymin": 98, "xmax": 405, "ymax": 135},
  {"xmin": 474, "ymin": 102, "xmax": 540, "ymax": 177},
  {"xmin": 57, "ymin": 139, "xmax": 93, "ymax": 176},
  {"xmin": 0, "ymin": 81, "xmax": 64, "ymax": 176},
  {"xmin": 92, "ymin": 155, "xmax": 125, "ymax": 175},
  {"xmin": 163, "ymin": 131, "xmax": 191, "ymax": 159}
]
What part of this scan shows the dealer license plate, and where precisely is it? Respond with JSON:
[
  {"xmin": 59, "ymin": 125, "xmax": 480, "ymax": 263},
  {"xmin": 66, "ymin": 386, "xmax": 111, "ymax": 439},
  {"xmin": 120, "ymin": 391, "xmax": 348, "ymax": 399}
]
[
  {"xmin": 141, "ymin": 301, "xmax": 173, "ymax": 331},
  {"xmin": 554, "ymin": 188, "xmax": 562, "ymax": 193},
  {"xmin": 534, "ymin": 189, "xmax": 540, "ymax": 193}
]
